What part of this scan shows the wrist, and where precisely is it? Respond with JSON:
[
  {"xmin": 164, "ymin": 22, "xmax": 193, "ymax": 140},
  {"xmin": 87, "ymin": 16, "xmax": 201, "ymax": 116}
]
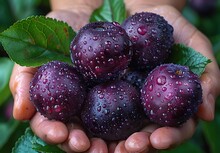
[
  {"xmin": 50, "ymin": 0, "xmax": 103, "ymax": 12},
  {"xmin": 124, "ymin": 0, "xmax": 186, "ymax": 12}
]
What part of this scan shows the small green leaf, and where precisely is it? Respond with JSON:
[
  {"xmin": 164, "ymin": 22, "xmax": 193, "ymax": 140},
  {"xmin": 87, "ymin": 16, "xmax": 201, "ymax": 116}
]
[
  {"xmin": 170, "ymin": 44, "xmax": 211, "ymax": 76},
  {"xmin": 0, "ymin": 16, "xmax": 76, "ymax": 67},
  {"xmin": 0, "ymin": 57, "xmax": 14, "ymax": 105},
  {"xmin": 12, "ymin": 127, "xmax": 44, "ymax": 153},
  {"xmin": 90, "ymin": 0, "xmax": 126, "ymax": 24},
  {"xmin": 12, "ymin": 127, "xmax": 64, "ymax": 153},
  {"xmin": 33, "ymin": 143, "xmax": 65, "ymax": 153}
]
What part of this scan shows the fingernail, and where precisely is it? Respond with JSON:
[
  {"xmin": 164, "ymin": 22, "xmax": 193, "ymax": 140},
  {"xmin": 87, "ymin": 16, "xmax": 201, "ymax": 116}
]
[{"xmin": 69, "ymin": 131, "xmax": 90, "ymax": 152}]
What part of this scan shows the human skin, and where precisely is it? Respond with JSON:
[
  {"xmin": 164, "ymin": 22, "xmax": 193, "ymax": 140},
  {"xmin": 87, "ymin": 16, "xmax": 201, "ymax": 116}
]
[{"xmin": 10, "ymin": 0, "xmax": 220, "ymax": 152}]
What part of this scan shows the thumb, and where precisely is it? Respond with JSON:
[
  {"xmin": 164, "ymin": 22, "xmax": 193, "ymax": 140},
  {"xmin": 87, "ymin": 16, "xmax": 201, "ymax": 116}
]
[
  {"xmin": 10, "ymin": 64, "xmax": 37, "ymax": 120},
  {"xmin": 197, "ymin": 69, "xmax": 220, "ymax": 121}
]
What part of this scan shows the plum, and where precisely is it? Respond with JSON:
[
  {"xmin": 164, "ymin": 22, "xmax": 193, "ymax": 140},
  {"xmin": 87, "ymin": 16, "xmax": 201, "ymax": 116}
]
[
  {"xmin": 70, "ymin": 21, "xmax": 132, "ymax": 86},
  {"xmin": 122, "ymin": 12, "xmax": 174, "ymax": 71},
  {"xmin": 81, "ymin": 80, "xmax": 146, "ymax": 141},
  {"xmin": 141, "ymin": 64, "xmax": 202, "ymax": 126},
  {"xmin": 30, "ymin": 61, "xmax": 86, "ymax": 123}
]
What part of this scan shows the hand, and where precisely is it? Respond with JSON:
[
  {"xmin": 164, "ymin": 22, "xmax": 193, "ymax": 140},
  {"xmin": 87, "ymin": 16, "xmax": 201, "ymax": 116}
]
[
  {"xmin": 117, "ymin": 1, "xmax": 220, "ymax": 152},
  {"xmin": 10, "ymin": 1, "xmax": 220, "ymax": 153},
  {"xmin": 10, "ymin": 2, "xmax": 109, "ymax": 152}
]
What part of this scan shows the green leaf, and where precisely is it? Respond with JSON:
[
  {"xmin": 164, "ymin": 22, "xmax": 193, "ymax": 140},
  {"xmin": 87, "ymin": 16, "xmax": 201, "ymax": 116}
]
[
  {"xmin": 170, "ymin": 44, "xmax": 211, "ymax": 76},
  {"xmin": 12, "ymin": 127, "xmax": 64, "ymax": 153},
  {"xmin": 33, "ymin": 143, "xmax": 65, "ymax": 153},
  {"xmin": 0, "ymin": 57, "xmax": 14, "ymax": 105},
  {"xmin": 0, "ymin": 16, "xmax": 76, "ymax": 67},
  {"xmin": 90, "ymin": 0, "xmax": 126, "ymax": 24}
]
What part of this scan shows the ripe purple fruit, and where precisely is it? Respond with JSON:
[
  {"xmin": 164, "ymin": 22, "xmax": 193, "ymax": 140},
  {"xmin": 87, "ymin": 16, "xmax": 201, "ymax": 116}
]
[
  {"xmin": 122, "ymin": 12, "xmax": 174, "ymax": 71},
  {"xmin": 70, "ymin": 21, "xmax": 132, "ymax": 85},
  {"xmin": 81, "ymin": 80, "xmax": 146, "ymax": 141},
  {"xmin": 30, "ymin": 61, "xmax": 86, "ymax": 123},
  {"xmin": 141, "ymin": 64, "xmax": 202, "ymax": 126}
]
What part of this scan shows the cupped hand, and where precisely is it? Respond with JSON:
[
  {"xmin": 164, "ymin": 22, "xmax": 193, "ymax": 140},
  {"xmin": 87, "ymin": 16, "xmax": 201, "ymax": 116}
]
[
  {"xmin": 10, "ymin": 1, "xmax": 220, "ymax": 153},
  {"xmin": 10, "ymin": 3, "xmax": 109, "ymax": 152},
  {"xmin": 121, "ymin": 1, "xmax": 220, "ymax": 152}
]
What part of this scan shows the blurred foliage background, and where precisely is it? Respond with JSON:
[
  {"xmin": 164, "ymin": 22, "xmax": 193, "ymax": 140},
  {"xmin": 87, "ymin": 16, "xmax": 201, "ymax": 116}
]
[{"xmin": 0, "ymin": 0, "xmax": 220, "ymax": 152}]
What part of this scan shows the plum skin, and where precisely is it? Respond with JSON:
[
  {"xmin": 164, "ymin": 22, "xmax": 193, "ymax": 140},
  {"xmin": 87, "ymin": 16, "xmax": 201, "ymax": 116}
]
[
  {"xmin": 141, "ymin": 64, "xmax": 202, "ymax": 127},
  {"xmin": 30, "ymin": 61, "xmax": 86, "ymax": 123},
  {"xmin": 81, "ymin": 80, "xmax": 146, "ymax": 141}
]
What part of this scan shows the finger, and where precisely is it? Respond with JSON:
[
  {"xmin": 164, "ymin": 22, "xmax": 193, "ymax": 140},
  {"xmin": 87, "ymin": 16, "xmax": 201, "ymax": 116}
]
[
  {"xmin": 114, "ymin": 141, "xmax": 128, "ymax": 153},
  {"xmin": 125, "ymin": 124, "xmax": 158, "ymax": 153},
  {"xmin": 30, "ymin": 112, "xmax": 68, "ymax": 144},
  {"xmin": 125, "ymin": 132, "xmax": 150, "ymax": 153},
  {"xmin": 47, "ymin": 0, "xmax": 103, "ymax": 32},
  {"xmin": 157, "ymin": 8, "xmax": 220, "ymax": 121},
  {"xmin": 59, "ymin": 123, "xmax": 90, "ymax": 152},
  {"xmin": 47, "ymin": 10, "xmax": 89, "ymax": 31},
  {"xmin": 197, "ymin": 73, "xmax": 217, "ymax": 121},
  {"xmin": 87, "ymin": 138, "xmax": 108, "ymax": 153},
  {"xmin": 9, "ymin": 64, "xmax": 37, "ymax": 120},
  {"xmin": 150, "ymin": 118, "xmax": 197, "ymax": 150},
  {"xmin": 124, "ymin": 0, "xmax": 186, "ymax": 13}
]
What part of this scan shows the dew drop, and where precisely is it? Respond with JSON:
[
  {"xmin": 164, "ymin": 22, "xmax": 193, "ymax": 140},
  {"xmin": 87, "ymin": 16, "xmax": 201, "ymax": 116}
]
[
  {"xmin": 102, "ymin": 104, "xmax": 107, "ymax": 108},
  {"xmin": 119, "ymin": 95, "xmax": 124, "ymax": 100},
  {"xmin": 137, "ymin": 26, "xmax": 147, "ymax": 35},
  {"xmin": 131, "ymin": 21, "xmax": 136, "ymax": 25},
  {"xmin": 54, "ymin": 105, "xmax": 61, "ymax": 112},
  {"xmin": 38, "ymin": 74, "xmax": 42, "ymax": 79},
  {"xmin": 150, "ymin": 110, "xmax": 154, "ymax": 115},
  {"xmin": 162, "ymin": 87, "xmax": 167, "ymax": 91},
  {"xmin": 179, "ymin": 89, "xmax": 184, "ymax": 93},
  {"xmin": 93, "ymin": 36, "xmax": 98, "ymax": 41},
  {"xmin": 156, "ymin": 76, "xmax": 166, "ymax": 85},
  {"xmin": 157, "ymin": 92, "xmax": 161, "ymax": 97},
  {"xmin": 148, "ymin": 84, "xmax": 153, "ymax": 91},
  {"xmin": 97, "ymin": 90, "xmax": 101, "ymax": 94},
  {"xmin": 99, "ymin": 94, "xmax": 104, "ymax": 99},
  {"xmin": 131, "ymin": 35, "xmax": 138, "ymax": 42},
  {"xmin": 36, "ymin": 84, "xmax": 39, "ymax": 90},
  {"xmin": 88, "ymin": 46, "xmax": 93, "ymax": 52},
  {"xmin": 170, "ymin": 75, "xmax": 176, "ymax": 79},
  {"xmin": 83, "ymin": 41, "xmax": 87, "ymax": 45},
  {"xmin": 187, "ymin": 88, "xmax": 193, "ymax": 93},
  {"xmin": 97, "ymin": 106, "xmax": 101, "ymax": 112},
  {"xmin": 176, "ymin": 81, "xmax": 182, "ymax": 85},
  {"xmin": 104, "ymin": 109, "xmax": 110, "ymax": 115},
  {"xmin": 117, "ymin": 107, "xmax": 121, "ymax": 111},
  {"xmin": 108, "ymin": 58, "xmax": 114, "ymax": 64},
  {"xmin": 165, "ymin": 92, "xmax": 173, "ymax": 100},
  {"xmin": 95, "ymin": 66, "xmax": 101, "ymax": 72}
]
